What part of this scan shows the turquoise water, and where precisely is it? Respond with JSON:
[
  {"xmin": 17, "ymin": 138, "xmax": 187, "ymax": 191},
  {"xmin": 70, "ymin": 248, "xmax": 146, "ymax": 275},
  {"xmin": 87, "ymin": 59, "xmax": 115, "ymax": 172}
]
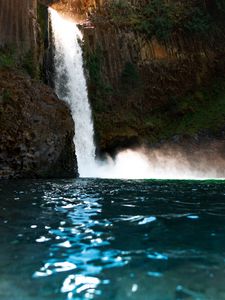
[{"xmin": 1, "ymin": 179, "xmax": 225, "ymax": 300}]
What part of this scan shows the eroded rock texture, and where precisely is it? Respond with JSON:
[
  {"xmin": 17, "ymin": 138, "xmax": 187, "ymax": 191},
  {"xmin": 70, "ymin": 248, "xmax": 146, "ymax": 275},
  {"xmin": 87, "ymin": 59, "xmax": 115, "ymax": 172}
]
[
  {"xmin": 0, "ymin": 70, "xmax": 77, "ymax": 179},
  {"xmin": 44, "ymin": 0, "xmax": 225, "ymax": 157},
  {"xmin": 0, "ymin": 0, "xmax": 38, "ymax": 51},
  {"xmin": 81, "ymin": 1, "xmax": 225, "ymax": 153},
  {"xmin": 0, "ymin": 0, "xmax": 78, "ymax": 179}
]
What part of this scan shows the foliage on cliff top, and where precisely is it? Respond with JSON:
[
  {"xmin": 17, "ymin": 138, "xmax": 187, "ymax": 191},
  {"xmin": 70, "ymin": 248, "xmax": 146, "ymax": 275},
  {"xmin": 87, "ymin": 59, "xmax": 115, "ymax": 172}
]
[{"xmin": 94, "ymin": 0, "xmax": 225, "ymax": 41}]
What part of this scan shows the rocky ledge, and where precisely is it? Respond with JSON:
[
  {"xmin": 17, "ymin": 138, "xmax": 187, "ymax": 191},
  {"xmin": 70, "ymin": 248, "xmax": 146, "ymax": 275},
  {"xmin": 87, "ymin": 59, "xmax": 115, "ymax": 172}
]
[{"xmin": 0, "ymin": 69, "xmax": 78, "ymax": 179}]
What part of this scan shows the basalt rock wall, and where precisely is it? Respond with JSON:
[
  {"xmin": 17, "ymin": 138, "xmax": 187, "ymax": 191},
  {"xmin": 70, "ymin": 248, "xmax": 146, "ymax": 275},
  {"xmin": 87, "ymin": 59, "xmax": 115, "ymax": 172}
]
[
  {"xmin": 0, "ymin": 69, "xmax": 78, "ymax": 179},
  {"xmin": 0, "ymin": 0, "xmax": 37, "ymax": 51},
  {"xmin": 0, "ymin": 0, "xmax": 78, "ymax": 179},
  {"xmin": 43, "ymin": 0, "xmax": 225, "ymax": 156},
  {"xmin": 81, "ymin": 1, "xmax": 225, "ymax": 153}
]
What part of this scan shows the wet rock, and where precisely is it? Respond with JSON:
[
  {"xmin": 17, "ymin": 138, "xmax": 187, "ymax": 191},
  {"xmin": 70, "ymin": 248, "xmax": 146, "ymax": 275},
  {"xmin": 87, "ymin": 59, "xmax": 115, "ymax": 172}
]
[{"xmin": 0, "ymin": 69, "xmax": 78, "ymax": 179}]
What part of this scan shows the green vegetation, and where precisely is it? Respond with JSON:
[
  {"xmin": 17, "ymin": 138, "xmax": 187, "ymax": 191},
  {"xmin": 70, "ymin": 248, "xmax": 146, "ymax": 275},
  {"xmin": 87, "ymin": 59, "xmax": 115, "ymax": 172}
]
[
  {"xmin": 37, "ymin": 3, "xmax": 48, "ymax": 41},
  {"xmin": 21, "ymin": 50, "xmax": 37, "ymax": 78},
  {"xmin": 86, "ymin": 49, "xmax": 102, "ymax": 87},
  {"xmin": 0, "ymin": 48, "xmax": 16, "ymax": 68},
  {"xmin": 90, "ymin": 69, "xmax": 225, "ymax": 147},
  {"xmin": 86, "ymin": 0, "xmax": 225, "ymax": 148},
  {"xmin": 2, "ymin": 89, "xmax": 12, "ymax": 101},
  {"xmin": 136, "ymin": 0, "xmax": 177, "ymax": 40},
  {"xmin": 0, "ymin": 46, "xmax": 38, "ymax": 79},
  {"xmin": 121, "ymin": 62, "xmax": 140, "ymax": 89},
  {"xmin": 143, "ymin": 79, "xmax": 225, "ymax": 142},
  {"xmin": 109, "ymin": 0, "xmax": 132, "ymax": 13},
  {"xmin": 101, "ymin": 0, "xmax": 224, "ymax": 40},
  {"xmin": 85, "ymin": 47, "xmax": 113, "ymax": 111},
  {"xmin": 0, "ymin": 89, "xmax": 12, "ymax": 114},
  {"xmin": 0, "ymin": 3, "xmax": 47, "ymax": 78},
  {"xmin": 214, "ymin": 0, "xmax": 225, "ymax": 16},
  {"xmin": 182, "ymin": 6, "xmax": 212, "ymax": 35}
]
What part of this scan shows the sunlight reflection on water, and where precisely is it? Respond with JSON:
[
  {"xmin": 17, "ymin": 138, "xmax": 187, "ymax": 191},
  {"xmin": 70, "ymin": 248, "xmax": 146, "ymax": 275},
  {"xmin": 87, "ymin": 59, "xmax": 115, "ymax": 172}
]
[{"xmin": 1, "ymin": 179, "xmax": 225, "ymax": 299}]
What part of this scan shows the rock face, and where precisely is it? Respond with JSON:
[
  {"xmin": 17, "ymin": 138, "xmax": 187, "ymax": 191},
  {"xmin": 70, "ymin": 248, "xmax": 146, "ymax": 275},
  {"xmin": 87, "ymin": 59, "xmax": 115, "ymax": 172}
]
[
  {"xmin": 0, "ymin": 0, "xmax": 37, "ymax": 51},
  {"xmin": 0, "ymin": 0, "xmax": 78, "ymax": 179},
  {"xmin": 44, "ymin": 0, "xmax": 225, "ymax": 159},
  {"xmin": 0, "ymin": 69, "xmax": 78, "ymax": 179},
  {"xmin": 0, "ymin": 0, "xmax": 43, "ymax": 76},
  {"xmin": 81, "ymin": 1, "xmax": 225, "ymax": 153}
]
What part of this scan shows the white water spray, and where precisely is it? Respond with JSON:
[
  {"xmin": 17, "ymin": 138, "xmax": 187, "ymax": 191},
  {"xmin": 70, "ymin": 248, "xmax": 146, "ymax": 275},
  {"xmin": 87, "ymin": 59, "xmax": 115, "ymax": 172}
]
[{"xmin": 49, "ymin": 9, "xmax": 224, "ymax": 180}]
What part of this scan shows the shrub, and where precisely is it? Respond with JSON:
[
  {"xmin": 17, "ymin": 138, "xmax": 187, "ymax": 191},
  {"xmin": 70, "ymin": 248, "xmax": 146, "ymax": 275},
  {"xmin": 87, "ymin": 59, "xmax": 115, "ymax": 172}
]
[
  {"xmin": 121, "ymin": 62, "xmax": 140, "ymax": 88},
  {"xmin": 22, "ymin": 50, "xmax": 37, "ymax": 78},
  {"xmin": 104, "ymin": 0, "xmax": 216, "ymax": 40},
  {"xmin": 0, "ymin": 48, "xmax": 16, "ymax": 68},
  {"xmin": 85, "ymin": 47, "xmax": 113, "ymax": 106},
  {"xmin": 183, "ymin": 6, "xmax": 212, "ymax": 35}
]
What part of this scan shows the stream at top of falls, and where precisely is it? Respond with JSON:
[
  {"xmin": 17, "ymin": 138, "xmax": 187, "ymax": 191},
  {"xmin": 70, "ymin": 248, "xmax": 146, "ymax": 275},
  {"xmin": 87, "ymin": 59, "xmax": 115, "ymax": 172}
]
[{"xmin": 1, "ymin": 178, "xmax": 225, "ymax": 300}]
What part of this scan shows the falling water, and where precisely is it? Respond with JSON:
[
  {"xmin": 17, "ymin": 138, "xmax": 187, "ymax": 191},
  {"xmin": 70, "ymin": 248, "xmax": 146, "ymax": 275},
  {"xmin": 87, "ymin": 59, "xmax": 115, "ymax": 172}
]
[
  {"xmin": 50, "ymin": 8, "xmax": 96, "ymax": 177},
  {"xmin": 49, "ymin": 9, "xmax": 224, "ymax": 180}
]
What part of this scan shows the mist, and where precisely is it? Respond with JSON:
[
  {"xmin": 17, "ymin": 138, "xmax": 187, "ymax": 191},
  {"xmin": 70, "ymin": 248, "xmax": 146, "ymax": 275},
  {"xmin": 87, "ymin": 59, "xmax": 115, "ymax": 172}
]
[{"xmin": 87, "ymin": 143, "xmax": 225, "ymax": 180}]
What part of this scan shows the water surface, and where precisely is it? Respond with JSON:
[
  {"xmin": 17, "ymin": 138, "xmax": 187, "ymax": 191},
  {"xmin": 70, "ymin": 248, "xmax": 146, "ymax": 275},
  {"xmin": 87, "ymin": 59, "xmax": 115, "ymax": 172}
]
[{"xmin": 1, "ymin": 179, "xmax": 225, "ymax": 300}]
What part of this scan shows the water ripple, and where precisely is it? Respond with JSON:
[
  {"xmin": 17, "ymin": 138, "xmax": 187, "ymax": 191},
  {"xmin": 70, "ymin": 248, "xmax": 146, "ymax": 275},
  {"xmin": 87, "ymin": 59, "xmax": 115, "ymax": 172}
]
[{"xmin": 1, "ymin": 179, "xmax": 225, "ymax": 300}]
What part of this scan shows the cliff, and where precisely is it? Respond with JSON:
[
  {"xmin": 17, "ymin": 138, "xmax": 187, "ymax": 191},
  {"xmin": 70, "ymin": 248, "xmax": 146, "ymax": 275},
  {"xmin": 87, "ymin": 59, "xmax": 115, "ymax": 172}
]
[
  {"xmin": 0, "ymin": 0, "xmax": 78, "ymax": 179},
  {"xmin": 0, "ymin": 0, "xmax": 43, "ymax": 77},
  {"xmin": 0, "ymin": 0, "xmax": 37, "ymax": 51},
  {"xmin": 0, "ymin": 69, "xmax": 78, "ymax": 179},
  {"xmin": 1, "ymin": 0, "xmax": 225, "ymax": 178},
  {"xmin": 81, "ymin": 0, "xmax": 225, "ymax": 153},
  {"xmin": 36, "ymin": 0, "xmax": 225, "ymax": 157}
]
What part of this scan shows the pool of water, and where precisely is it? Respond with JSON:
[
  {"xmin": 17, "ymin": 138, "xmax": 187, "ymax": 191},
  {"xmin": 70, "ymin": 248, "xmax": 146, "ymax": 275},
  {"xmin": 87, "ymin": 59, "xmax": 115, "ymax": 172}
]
[{"xmin": 0, "ymin": 179, "xmax": 225, "ymax": 300}]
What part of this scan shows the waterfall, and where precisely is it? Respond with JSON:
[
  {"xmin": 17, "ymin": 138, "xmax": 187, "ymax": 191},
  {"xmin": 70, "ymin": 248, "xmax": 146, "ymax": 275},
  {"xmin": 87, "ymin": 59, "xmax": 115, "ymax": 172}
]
[
  {"xmin": 49, "ymin": 8, "xmax": 96, "ymax": 177},
  {"xmin": 49, "ymin": 8, "xmax": 220, "ymax": 180}
]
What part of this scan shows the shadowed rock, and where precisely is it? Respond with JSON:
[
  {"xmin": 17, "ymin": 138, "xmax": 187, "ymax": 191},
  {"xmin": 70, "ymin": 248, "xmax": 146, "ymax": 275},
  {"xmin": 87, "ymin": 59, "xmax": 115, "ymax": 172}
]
[{"xmin": 0, "ymin": 69, "xmax": 78, "ymax": 179}]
